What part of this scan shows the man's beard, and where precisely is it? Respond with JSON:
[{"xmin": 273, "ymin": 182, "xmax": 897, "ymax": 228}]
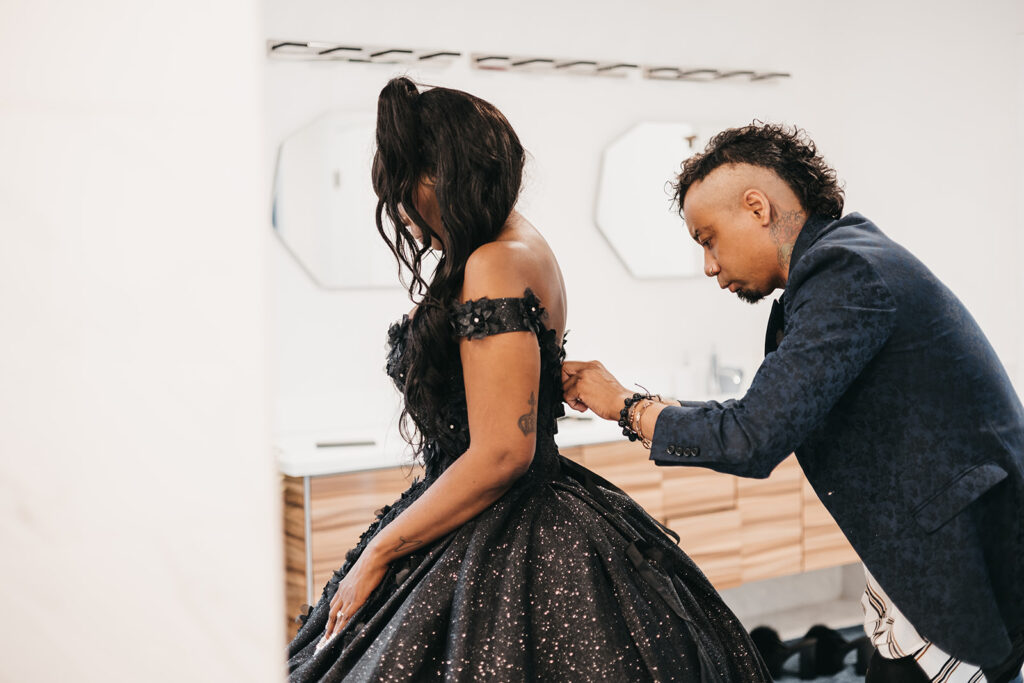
[{"xmin": 736, "ymin": 288, "xmax": 768, "ymax": 304}]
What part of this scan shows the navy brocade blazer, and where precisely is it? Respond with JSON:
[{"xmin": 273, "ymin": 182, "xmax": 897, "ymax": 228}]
[{"xmin": 651, "ymin": 212, "xmax": 1024, "ymax": 668}]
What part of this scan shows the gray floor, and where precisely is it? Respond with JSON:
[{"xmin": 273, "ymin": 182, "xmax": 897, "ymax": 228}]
[
  {"xmin": 717, "ymin": 565, "xmax": 869, "ymax": 681},
  {"xmin": 720, "ymin": 563, "xmax": 867, "ymax": 640}
]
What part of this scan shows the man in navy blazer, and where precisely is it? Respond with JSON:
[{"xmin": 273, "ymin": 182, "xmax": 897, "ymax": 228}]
[{"xmin": 563, "ymin": 123, "xmax": 1024, "ymax": 682}]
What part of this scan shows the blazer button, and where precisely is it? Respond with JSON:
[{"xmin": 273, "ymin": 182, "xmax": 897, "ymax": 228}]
[
  {"xmin": 691, "ymin": 446, "xmax": 700, "ymax": 457},
  {"xmin": 666, "ymin": 445, "xmax": 676, "ymax": 455}
]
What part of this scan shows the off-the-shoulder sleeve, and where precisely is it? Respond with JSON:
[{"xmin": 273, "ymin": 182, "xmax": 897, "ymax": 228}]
[{"xmin": 451, "ymin": 288, "xmax": 545, "ymax": 340}]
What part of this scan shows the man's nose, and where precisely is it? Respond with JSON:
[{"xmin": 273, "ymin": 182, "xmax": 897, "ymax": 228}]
[{"xmin": 704, "ymin": 251, "xmax": 719, "ymax": 277}]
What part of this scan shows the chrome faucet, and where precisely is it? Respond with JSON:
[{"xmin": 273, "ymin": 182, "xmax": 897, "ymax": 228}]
[{"xmin": 709, "ymin": 353, "xmax": 744, "ymax": 395}]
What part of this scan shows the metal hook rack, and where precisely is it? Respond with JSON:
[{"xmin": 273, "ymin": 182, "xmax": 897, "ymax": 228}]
[
  {"xmin": 267, "ymin": 40, "xmax": 791, "ymax": 83},
  {"xmin": 472, "ymin": 53, "xmax": 642, "ymax": 78},
  {"xmin": 267, "ymin": 40, "xmax": 461, "ymax": 65}
]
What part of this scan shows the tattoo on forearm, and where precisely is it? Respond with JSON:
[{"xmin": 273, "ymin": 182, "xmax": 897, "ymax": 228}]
[
  {"xmin": 517, "ymin": 391, "xmax": 537, "ymax": 436},
  {"xmin": 392, "ymin": 536, "xmax": 422, "ymax": 553}
]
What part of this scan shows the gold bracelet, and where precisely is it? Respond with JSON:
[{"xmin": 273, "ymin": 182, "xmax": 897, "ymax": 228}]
[
  {"xmin": 631, "ymin": 399, "xmax": 655, "ymax": 449},
  {"xmin": 627, "ymin": 398, "xmax": 645, "ymax": 434},
  {"xmin": 629, "ymin": 398, "xmax": 654, "ymax": 434}
]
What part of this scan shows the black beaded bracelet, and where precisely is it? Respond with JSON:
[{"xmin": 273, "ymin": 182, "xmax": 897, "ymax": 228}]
[{"xmin": 618, "ymin": 392, "xmax": 653, "ymax": 442}]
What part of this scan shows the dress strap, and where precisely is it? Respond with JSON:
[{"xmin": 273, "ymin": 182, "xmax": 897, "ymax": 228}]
[{"xmin": 451, "ymin": 287, "xmax": 546, "ymax": 340}]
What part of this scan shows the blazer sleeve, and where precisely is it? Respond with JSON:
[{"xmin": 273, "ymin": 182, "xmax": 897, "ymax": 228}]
[{"xmin": 650, "ymin": 246, "xmax": 899, "ymax": 478}]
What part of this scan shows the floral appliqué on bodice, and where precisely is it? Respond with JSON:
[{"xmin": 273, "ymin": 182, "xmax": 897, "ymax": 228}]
[{"xmin": 385, "ymin": 288, "xmax": 566, "ymax": 480}]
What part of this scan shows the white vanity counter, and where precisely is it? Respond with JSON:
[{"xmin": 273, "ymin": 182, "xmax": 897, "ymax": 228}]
[
  {"xmin": 275, "ymin": 394, "xmax": 738, "ymax": 478},
  {"xmin": 276, "ymin": 415, "xmax": 625, "ymax": 478}
]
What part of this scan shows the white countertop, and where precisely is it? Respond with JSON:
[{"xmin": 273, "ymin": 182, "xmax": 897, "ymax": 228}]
[
  {"xmin": 275, "ymin": 395, "xmax": 737, "ymax": 478},
  {"xmin": 275, "ymin": 415, "xmax": 626, "ymax": 478}
]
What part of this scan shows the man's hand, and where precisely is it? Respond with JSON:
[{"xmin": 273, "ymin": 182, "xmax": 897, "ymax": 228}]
[{"xmin": 561, "ymin": 360, "xmax": 633, "ymax": 422}]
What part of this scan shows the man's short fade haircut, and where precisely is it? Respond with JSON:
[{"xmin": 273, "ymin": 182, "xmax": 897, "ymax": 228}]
[{"xmin": 673, "ymin": 121, "xmax": 845, "ymax": 220}]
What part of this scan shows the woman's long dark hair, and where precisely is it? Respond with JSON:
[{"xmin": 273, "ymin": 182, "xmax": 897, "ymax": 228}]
[{"xmin": 372, "ymin": 77, "xmax": 525, "ymax": 450}]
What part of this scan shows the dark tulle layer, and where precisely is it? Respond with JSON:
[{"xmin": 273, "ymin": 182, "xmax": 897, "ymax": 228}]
[{"xmin": 286, "ymin": 451, "xmax": 770, "ymax": 683}]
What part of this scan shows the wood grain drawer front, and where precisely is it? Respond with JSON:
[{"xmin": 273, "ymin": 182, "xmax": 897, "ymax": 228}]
[
  {"xmin": 737, "ymin": 454, "xmax": 803, "ymax": 496},
  {"xmin": 309, "ymin": 466, "xmax": 423, "ymax": 532},
  {"xmin": 735, "ymin": 457, "xmax": 803, "ymax": 583},
  {"xmin": 308, "ymin": 467, "xmax": 424, "ymax": 590},
  {"xmin": 579, "ymin": 441, "xmax": 663, "ymax": 518},
  {"xmin": 310, "ymin": 524, "xmax": 376, "ymax": 590},
  {"xmin": 662, "ymin": 467, "xmax": 737, "ymax": 518},
  {"xmin": 668, "ymin": 509, "xmax": 743, "ymax": 590},
  {"xmin": 283, "ymin": 476, "xmax": 308, "ymax": 635}
]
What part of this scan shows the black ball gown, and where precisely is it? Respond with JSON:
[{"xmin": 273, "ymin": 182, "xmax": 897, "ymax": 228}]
[{"xmin": 286, "ymin": 289, "xmax": 771, "ymax": 682}]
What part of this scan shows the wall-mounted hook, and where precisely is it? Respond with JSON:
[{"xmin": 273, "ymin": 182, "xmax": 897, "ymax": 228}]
[
  {"xmin": 555, "ymin": 60, "xmax": 598, "ymax": 69},
  {"xmin": 675, "ymin": 69, "xmax": 720, "ymax": 81},
  {"xmin": 473, "ymin": 55, "xmax": 510, "ymax": 70},
  {"xmin": 318, "ymin": 45, "xmax": 361, "ymax": 57},
  {"xmin": 646, "ymin": 66, "xmax": 682, "ymax": 79},
  {"xmin": 715, "ymin": 70, "xmax": 757, "ymax": 80},
  {"xmin": 751, "ymin": 71, "xmax": 791, "ymax": 81},
  {"xmin": 419, "ymin": 51, "xmax": 461, "ymax": 61},
  {"xmin": 511, "ymin": 58, "xmax": 555, "ymax": 68},
  {"xmin": 270, "ymin": 41, "xmax": 309, "ymax": 51},
  {"xmin": 369, "ymin": 49, "xmax": 414, "ymax": 61},
  {"xmin": 594, "ymin": 63, "xmax": 639, "ymax": 78}
]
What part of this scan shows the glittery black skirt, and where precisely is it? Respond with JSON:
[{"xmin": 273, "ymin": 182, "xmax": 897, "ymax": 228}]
[{"xmin": 286, "ymin": 442, "xmax": 771, "ymax": 682}]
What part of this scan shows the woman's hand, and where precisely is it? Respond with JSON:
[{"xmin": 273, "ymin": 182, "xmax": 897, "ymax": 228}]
[{"xmin": 317, "ymin": 545, "xmax": 390, "ymax": 650}]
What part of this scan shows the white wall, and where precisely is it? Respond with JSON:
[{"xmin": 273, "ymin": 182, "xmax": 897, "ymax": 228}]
[
  {"xmin": 266, "ymin": 1, "xmax": 1024, "ymax": 440},
  {"xmin": 0, "ymin": 3, "xmax": 283, "ymax": 682}
]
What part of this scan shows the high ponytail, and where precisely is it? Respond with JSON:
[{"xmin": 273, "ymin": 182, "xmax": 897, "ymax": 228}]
[
  {"xmin": 372, "ymin": 78, "xmax": 434, "ymax": 296},
  {"xmin": 372, "ymin": 77, "xmax": 526, "ymax": 453}
]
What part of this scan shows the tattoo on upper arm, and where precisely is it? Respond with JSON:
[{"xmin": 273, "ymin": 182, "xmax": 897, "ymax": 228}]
[
  {"xmin": 517, "ymin": 391, "xmax": 537, "ymax": 436},
  {"xmin": 392, "ymin": 536, "xmax": 422, "ymax": 553}
]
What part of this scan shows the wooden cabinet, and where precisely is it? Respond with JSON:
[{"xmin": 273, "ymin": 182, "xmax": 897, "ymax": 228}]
[
  {"xmin": 281, "ymin": 442, "xmax": 858, "ymax": 637},
  {"xmin": 735, "ymin": 457, "xmax": 804, "ymax": 583},
  {"xmin": 282, "ymin": 464, "xmax": 424, "ymax": 636},
  {"xmin": 669, "ymin": 508, "xmax": 743, "ymax": 588}
]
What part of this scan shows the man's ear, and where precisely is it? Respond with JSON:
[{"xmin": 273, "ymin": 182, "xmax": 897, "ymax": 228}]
[{"xmin": 743, "ymin": 189, "xmax": 772, "ymax": 227}]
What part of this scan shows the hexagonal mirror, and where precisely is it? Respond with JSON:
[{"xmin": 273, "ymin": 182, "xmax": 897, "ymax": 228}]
[
  {"xmin": 272, "ymin": 110, "xmax": 401, "ymax": 290},
  {"xmin": 595, "ymin": 121, "xmax": 711, "ymax": 279}
]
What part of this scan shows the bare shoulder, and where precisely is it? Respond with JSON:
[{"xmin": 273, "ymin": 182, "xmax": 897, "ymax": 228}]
[{"xmin": 461, "ymin": 240, "xmax": 536, "ymax": 301}]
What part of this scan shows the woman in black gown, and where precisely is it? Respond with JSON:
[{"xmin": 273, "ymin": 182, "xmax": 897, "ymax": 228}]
[{"xmin": 286, "ymin": 77, "xmax": 771, "ymax": 682}]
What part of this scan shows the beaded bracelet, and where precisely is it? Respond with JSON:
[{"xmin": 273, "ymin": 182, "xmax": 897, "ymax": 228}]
[{"xmin": 618, "ymin": 392, "xmax": 656, "ymax": 442}]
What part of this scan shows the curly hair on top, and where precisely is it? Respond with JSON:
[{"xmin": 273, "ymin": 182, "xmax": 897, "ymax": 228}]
[{"xmin": 672, "ymin": 121, "xmax": 844, "ymax": 220}]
